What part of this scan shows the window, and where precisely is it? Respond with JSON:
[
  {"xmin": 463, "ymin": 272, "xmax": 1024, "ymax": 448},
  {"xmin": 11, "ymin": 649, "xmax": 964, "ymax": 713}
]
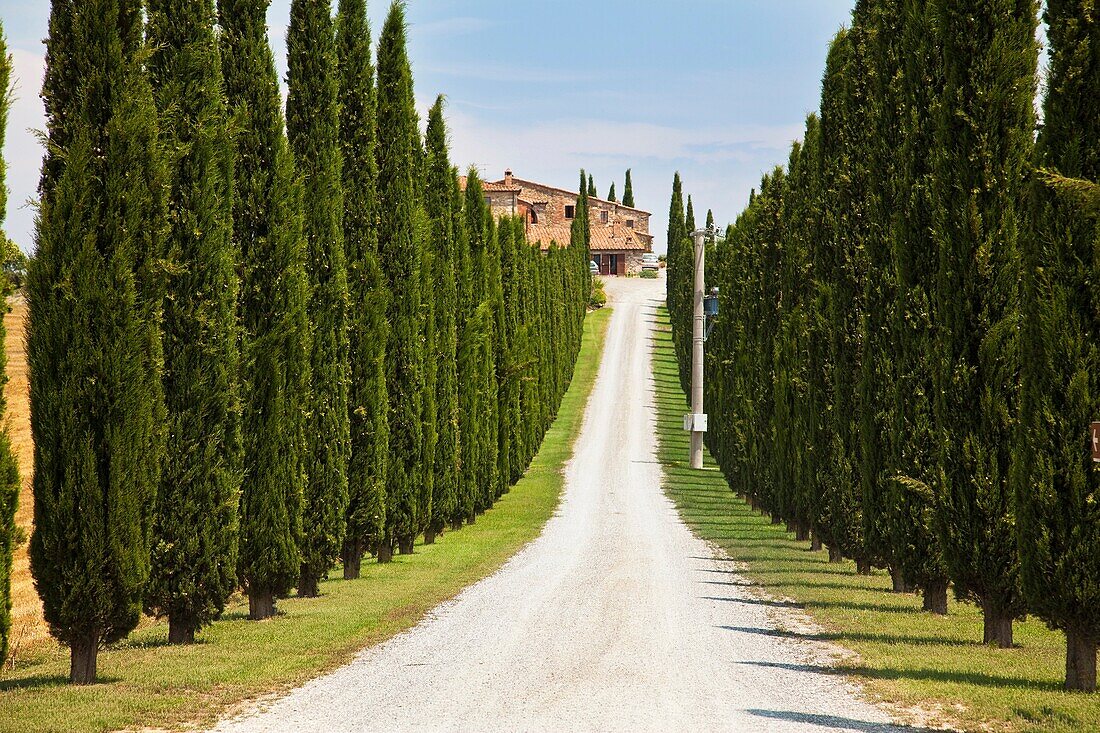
[
  {"xmin": 626, "ymin": 219, "xmax": 635, "ymax": 229},
  {"xmin": 600, "ymin": 210, "xmax": 609, "ymax": 224},
  {"xmin": 565, "ymin": 204, "xmax": 575, "ymax": 219}
]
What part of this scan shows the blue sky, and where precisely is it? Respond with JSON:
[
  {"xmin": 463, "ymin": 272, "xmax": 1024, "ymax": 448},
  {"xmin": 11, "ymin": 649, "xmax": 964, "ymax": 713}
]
[{"xmin": 0, "ymin": 0, "xmax": 858, "ymax": 253}]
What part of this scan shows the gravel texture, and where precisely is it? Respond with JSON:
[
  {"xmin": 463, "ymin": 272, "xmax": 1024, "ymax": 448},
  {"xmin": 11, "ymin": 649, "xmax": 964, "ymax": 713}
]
[{"xmin": 212, "ymin": 276, "xmax": 910, "ymax": 733}]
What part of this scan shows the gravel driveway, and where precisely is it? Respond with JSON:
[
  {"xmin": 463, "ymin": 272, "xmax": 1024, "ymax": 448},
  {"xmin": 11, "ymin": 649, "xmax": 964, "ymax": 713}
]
[{"xmin": 212, "ymin": 276, "xmax": 910, "ymax": 733}]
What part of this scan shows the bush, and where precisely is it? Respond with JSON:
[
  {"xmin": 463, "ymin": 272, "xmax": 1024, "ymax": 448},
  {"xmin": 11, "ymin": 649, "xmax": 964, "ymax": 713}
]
[
  {"xmin": 588, "ymin": 277, "xmax": 607, "ymax": 309},
  {"xmin": 640, "ymin": 269, "xmax": 658, "ymax": 279}
]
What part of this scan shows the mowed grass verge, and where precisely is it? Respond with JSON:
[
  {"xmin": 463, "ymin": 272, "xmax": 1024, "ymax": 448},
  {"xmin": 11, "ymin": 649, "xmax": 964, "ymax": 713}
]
[
  {"xmin": 0, "ymin": 307, "xmax": 612, "ymax": 733},
  {"xmin": 649, "ymin": 307, "xmax": 1094, "ymax": 733}
]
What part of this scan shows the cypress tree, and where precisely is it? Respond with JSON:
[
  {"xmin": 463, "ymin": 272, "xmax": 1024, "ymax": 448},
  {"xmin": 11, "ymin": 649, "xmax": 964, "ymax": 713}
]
[
  {"xmin": 29, "ymin": 0, "xmax": 166, "ymax": 683},
  {"xmin": 416, "ymin": 205, "xmax": 437, "ymax": 549},
  {"xmin": 888, "ymin": 0, "xmax": 950, "ymax": 613},
  {"xmin": 622, "ymin": 169, "xmax": 635, "ymax": 208},
  {"xmin": 424, "ymin": 98, "xmax": 458, "ymax": 544},
  {"xmin": 145, "ymin": 0, "xmax": 240, "ymax": 644},
  {"xmin": 0, "ymin": 25, "xmax": 19, "ymax": 666},
  {"xmin": 665, "ymin": 173, "xmax": 687, "ymax": 388},
  {"xmin": 288, "ymin": 0, "xmax": 350, "ymax": 596},
  {"xmin": 1015, "ymin": 0, "xmax": 1100, "ymax": 690},
  {"xmin": 607, "ymin": 183, "xmax": 616, "ymax": 203},
  {"xmin": 855, "ymin": 0, "xmax": 905, "ymax": 584},
  {"xmin": 452, "ymin": 169, "xmax": 478, "ymax": 528},
  {"xmin": 376, "ymin": 0, "xmax": 423, "ymax": 560},
  {"xmin": 587, "ymin": 173, "xmax": 597, "ymax": 198},
  {"xmin": 220, "ymin": 0, "xmax": 310, "ymax": 619},
  {"xmin": 817, "ymin": 27, "xmax": 871, "ymax": 570},
  {"xmin": 337, "ymin": 0, "xmax": 388, "ymax": 579},
  {"xmin": 930, "ymin": 0, "xmax": 1037, "ymax": 647},
  {"xmin": 685, "ymin": 195, "xmax": 696, "ymax": 233}
]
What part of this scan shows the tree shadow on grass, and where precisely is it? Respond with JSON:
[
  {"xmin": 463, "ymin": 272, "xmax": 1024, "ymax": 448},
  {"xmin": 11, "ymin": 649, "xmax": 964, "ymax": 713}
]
[
  {"xmin": 745, "ymin": 709, "xmax": 944, "ymax": 732},
  {"xmin": 718, "ymin": 624, "xmax": 976, "ymax": 648},
  {"xmin": 705, "ymin": 595, "xmax": 917, "ymax": 615},
  {"xmin": 736, "ymin": 660, "xmax": 1060, "ymax": 692},
  {"xmin": 0, "ymin": 674, "xmax": 121, "ymax": 691}
]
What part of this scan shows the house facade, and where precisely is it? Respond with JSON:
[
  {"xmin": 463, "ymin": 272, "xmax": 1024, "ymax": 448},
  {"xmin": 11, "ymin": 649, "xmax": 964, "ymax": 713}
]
[{"xmin": 480, "ymin": 170, "xmax": 653, "ymax": 275}]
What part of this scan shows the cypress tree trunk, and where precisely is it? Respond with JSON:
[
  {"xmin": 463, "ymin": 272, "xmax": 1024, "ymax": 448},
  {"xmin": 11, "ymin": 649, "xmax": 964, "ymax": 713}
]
[
  {"xmin": 982, "ymin": 610, "xmax": 1014, "ymax": 649},
  {"xmin": 376, "ymin": 1, "xmax": 424, "ymax": 561},
  {"xmin": 1066, "ymin": 628, "xmax": 1097, "ymax": 693},
  {"xmin": 145, "ymin": 0, "xmax": 241, "ymax": 646},
  {"xmin": 69, "ymin": 633, "xmax": 98, "ymax": 686},
  {"xmin": 337, "ymin": 0, "xmax": 388, "ymax": 582},
  {"xmin": 0, "ymin": 24, "xmax": 20, "ymax": 667},
  {"xmin": 220, "ymin": 0, "xmax": 310, "ymax": 617},
  {"xmin": 289, "ymin": 0, "xmax": 350, "ymax": 600},
  {"xmin": 29, "ymin": 0, "xmax": 166, "ymax": 684},
  {"xmin": 923, "ymin": 578, "xmax": 949, "ymax": 615}
]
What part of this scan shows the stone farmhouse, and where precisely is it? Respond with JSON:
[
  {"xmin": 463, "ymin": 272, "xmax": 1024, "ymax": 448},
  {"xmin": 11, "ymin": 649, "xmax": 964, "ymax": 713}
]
[{"xmin": 476, "ymin": 170, "xmax": 653, "ymax": 275}]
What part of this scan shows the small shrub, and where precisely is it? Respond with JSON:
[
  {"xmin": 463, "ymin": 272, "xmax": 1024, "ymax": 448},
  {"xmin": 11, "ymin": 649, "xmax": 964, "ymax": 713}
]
[
  {"xmin": 588, "ymin": 278, "xmax": 607, "ymax": 309},
  {"xmin": 640, "ymin": 269, "xmax": 658, "ymax": 279}
]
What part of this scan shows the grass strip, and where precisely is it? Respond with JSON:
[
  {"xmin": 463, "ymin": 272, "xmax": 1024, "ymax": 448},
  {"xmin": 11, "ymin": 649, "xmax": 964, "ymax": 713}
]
[
  {"xmin": 650, "ymin": 307, "xmax": 1094, "ymax": 733},
  {"xmin": 0, "ymin": 307, "xmax": 612, "ymax": 733}
]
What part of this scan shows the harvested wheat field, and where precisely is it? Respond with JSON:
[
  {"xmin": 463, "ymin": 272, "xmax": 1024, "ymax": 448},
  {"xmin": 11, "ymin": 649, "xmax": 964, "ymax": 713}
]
[{"xmin": 3, "ymin": 297, "xmax": 48, "ymax": 664}]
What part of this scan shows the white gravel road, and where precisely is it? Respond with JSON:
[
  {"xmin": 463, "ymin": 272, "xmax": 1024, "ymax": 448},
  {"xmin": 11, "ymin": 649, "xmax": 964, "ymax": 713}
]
[{"xmin": 212, "ymin": 276, "xmax": 912, "ymax": 733}]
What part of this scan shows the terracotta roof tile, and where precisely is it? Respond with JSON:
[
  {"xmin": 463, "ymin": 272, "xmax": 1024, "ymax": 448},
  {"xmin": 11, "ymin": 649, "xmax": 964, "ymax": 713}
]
[{"xmin": 526, "ymin": 222, "xmax": 648, "ymax": 252}]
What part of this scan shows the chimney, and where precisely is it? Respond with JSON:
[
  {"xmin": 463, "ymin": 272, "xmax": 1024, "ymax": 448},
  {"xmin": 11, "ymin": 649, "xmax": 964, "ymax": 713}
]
[{"xmin": 504, "ymin": 168, "xmax": 513, "ymax": 187}]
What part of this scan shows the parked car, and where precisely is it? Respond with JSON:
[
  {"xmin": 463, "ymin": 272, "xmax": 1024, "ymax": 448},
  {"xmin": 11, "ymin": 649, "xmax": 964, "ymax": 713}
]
[
  {"xmin": 589, "ymin": 260, "xmax": 600, "ymax": 276},
  {"xmin": 641, "ymin": 252, "xmax": 660, "ymax": 271}
]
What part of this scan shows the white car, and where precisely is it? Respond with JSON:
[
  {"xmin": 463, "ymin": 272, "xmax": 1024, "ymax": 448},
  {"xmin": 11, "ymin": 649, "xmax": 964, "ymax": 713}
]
[
  {"xmin": 589, "ymin": 260, "xmax": 600, "ymax": 276},
  {"xmin": 641, "ymin": 252, "xmax": 660, "ymax": 271}
]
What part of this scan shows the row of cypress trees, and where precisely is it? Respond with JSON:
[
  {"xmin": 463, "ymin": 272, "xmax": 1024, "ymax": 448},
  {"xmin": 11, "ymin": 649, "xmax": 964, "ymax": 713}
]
[
  {"xmin": 667, "ymin": 0, "xmax": 1099, "ymax": 692},
  {"xmin": 23, "ymin": 0, "xmax": 588, "ymax": 684}
]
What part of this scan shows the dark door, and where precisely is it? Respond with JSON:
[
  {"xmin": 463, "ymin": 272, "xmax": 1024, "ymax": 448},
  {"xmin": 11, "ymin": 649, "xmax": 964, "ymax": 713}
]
[
  {"xmin": 607, "ymin": 253, "xmax": 619, "ymax": 275},
  {"xmin": 599, "ymin": 255, "xmax": 611, "ymax": 276}
]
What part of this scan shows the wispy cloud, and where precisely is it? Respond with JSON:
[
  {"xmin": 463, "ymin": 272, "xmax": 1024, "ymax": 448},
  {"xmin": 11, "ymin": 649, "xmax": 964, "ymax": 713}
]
[
  {"xmin": 421, "ymin": 62, "xmax": 586, "ymax": 85},
  {"xmin": 412, "ymin": 17, "xmax": 496, "ymax": 38}
]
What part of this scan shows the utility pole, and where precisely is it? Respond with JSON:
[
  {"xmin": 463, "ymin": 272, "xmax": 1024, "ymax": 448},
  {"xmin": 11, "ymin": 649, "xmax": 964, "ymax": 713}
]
[{"xmin": 687, "ymin": 228, "xmax": 707, "ymax": 469}]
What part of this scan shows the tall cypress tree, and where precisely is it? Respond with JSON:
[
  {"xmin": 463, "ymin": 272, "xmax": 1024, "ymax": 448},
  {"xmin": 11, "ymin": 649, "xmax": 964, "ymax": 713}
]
[
  {"xmin": 855, "ymin": 0, "xmax": 905, "ymax": 585},
  {"xmin": 587, "ymin": 173, "xmax": 597, "ymax": 198},
  {"xmin": 622, "ymin": 169, "xmax": 635, "ymax": 208},
  {"xmin": 376, "ymin": 0, "xmax": 423, "ymax": 560},
  {"xmin": 220, "ymin": 0, "xmax": 310, "ymax": 619},
  {"xmin": 817, "ymin": 27, "xmax": 871, "ymax": 570},
  {"xmin": 288, "ymin": 0, "xmax": 351, "ymax": 597},
  {"xmin": 29, "ymin": 0, "xmax": 166, "ymax": 683},
  {"xmin": 1015, "ymin": 0, "xmax": 1100, "ymax": 690},
  {"xmin": 887, "ymin": 0, "xmax": 950, "ymax": 613},
  {"xmin": 452, "ymin": 169, "xmax": 478, "ymax": 528},
  {"xmin": 607, "ymin": 183, "xmax": 616, "ymax": 203},
  {"xmin": 424, "ymin": 98, "xmax": 458, "ymax": 544},
  {"xmin": 665, "ymin": 173, "xmax": 687, "ymax": 388},
  {"xmin": 145, "ymin": 0, "xmax": 240, "ymax": 644},
  {"xmin": 0, "ymin": 25, "xmax": 20, "ymax": 667},
  {"xmin": 337, "ymin": 0, "xmax": 388, "ymax": 579},
  {"xmin": 930, "ymin": 0, "xmax": 1037, "ymax": 647}
]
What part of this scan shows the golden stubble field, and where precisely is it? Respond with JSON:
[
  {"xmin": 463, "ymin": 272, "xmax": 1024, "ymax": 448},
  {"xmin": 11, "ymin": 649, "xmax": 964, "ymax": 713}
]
[{"xmin": 4, "ymin": 298, "xmax": 49, "ymax": 661}]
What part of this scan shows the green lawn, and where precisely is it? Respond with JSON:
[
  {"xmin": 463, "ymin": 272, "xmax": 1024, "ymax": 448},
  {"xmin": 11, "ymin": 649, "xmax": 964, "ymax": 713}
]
[
  {"xmin": 0, "ymin": 307, "xmax": 612, "ymax": 733},
  {"xmin": 650, "ymin": 307, "xmax": 1094, "ymax": 733}
]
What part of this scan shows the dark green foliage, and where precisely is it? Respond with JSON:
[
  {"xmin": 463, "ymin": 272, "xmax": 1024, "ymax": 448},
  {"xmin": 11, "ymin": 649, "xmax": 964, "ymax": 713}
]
[
  {"xmin": 622, "ymin": 169, "xmax": 635, "ymax": 208},
  {"xmin": 29, "ymin": 0, "xmax": 166, "ymax": 682},
  {"xmin": 219, "ymin": 0, "xmax": 310, "ymax": 616},
  {"xmin": 424, "ymin": 98, "xmax": 457, "ymax": 541},
  {"xmin": 288, "ymin": 0, "xmax": 350, "ymax": 594},
  {"xmin": 587, "ymin": 174, "xmax": 596, "ymax": 198},
  {"xmin": 145, "ymin": 0, "xmax": 240, "ymax": 643},
  {"xmin": 665, "ymin": 173, "xmax": 689, "ymax": 391},
  {"xmin": 1015, "ymin": 0, "xmax": 1100, "ymax": 690},
  {"xmin": 376, "ymin": 1, "xmax": 423, "ymax": 556},
  {"xmin": 929, "ymin": 0, "xmax": 1037, "ymax": 645},
  {"xmin": 607, "ymin": 183, "xmax": 616, "ymax": 202},
  {"xmin": 337, "ymin": 0, "xmax": 387, "ymax": 574},
  {"xmin": 817, "ymin": 27, "xmax": 871, "ymax": 570},
  {"xmin": 887, "ymin": 0, "xmax": 949, "ymax": 607},
  {"xmin": 0, "ymin": 24, "xmax": 19, "ymax": 666}
]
